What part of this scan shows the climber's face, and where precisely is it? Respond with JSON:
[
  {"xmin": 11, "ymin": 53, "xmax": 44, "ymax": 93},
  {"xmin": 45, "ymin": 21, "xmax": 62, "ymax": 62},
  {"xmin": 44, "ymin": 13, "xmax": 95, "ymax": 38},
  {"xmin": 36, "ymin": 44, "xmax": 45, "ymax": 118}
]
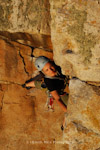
[{"xmin": 42, "ymin": 62, "xmax": 57, "ymax": 77}]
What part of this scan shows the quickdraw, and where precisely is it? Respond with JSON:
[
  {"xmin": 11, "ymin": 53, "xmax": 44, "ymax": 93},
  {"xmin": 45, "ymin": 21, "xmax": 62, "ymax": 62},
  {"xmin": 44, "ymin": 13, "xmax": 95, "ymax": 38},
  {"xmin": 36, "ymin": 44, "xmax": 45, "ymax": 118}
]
[{"xmin": 45, "ymin": 90, "xmax": 54, "ymax": 112}]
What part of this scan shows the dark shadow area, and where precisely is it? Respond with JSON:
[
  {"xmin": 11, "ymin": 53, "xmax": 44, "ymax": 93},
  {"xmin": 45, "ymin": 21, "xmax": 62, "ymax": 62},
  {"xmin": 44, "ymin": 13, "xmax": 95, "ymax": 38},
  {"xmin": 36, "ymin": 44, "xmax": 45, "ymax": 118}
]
[{"xmin": 0, "ymin": 31, "xmax": 53, "ymax": 51}]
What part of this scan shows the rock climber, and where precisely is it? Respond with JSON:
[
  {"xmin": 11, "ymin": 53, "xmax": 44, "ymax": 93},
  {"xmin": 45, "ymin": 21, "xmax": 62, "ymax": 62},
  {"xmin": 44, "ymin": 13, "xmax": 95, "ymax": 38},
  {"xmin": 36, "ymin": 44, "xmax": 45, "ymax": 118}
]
[{"xmin": 22, "ymin": 56, "xmax": 69, "ymax": 130}]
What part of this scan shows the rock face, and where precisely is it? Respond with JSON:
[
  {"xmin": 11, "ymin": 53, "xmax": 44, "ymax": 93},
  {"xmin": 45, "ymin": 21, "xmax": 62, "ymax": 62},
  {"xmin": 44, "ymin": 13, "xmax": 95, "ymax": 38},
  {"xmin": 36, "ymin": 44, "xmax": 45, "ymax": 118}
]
[
  {"xmin": 0, "ymin": 0, "xmax": 52, "ymax": 50},
  {"xmin": 0, "ymin": 38, "xmax": 32, "ymax": 84},
  {"xmin": 0, "ymin": 0, "xmax": 100, "ymax": 150},
  {"xmin": 64, "ymin": 79, "xmax": 100, "ymax": 150},
  {"xmin": 0, "ymin": 83, "xmax": 68, "ymax": 150},
  {"xmin": 0, "ymin": 0, "xmax": 50, "ymax": 34},
  {"xmin": 50, "ymin": 0, "xmax": 100, "ymax": 82},
  {"xmin": 0, "ymin": 37, "xmax": 67, "ymax": 150}
]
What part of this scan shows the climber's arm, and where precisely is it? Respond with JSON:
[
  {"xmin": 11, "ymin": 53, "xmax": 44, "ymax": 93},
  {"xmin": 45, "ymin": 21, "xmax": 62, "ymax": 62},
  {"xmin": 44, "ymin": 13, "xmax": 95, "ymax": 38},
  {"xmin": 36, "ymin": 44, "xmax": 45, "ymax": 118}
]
[
  {"xmin": 25, "ymin": 81, "xmax": 35, "ymax": 87},
  {"xmin": 50, "ymin": 90, "xmax": 67, "ymax": 112},
  {"xmin": 22, "ymin": 73, "xmax": 43, "ymax": 88}
]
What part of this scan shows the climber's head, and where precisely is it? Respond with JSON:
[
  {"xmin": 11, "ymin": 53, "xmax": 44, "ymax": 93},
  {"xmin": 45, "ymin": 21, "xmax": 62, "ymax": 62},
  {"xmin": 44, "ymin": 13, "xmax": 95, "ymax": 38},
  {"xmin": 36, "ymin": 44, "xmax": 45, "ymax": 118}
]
[{"xmin": 35, "ymin": 56, "xmax": 57, "ymax": 77}]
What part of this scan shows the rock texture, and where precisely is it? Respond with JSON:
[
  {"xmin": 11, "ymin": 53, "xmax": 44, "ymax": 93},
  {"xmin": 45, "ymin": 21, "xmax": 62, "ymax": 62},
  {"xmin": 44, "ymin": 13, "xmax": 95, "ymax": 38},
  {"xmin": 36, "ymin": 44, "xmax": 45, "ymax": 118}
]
[
  {"xmin": 0, "ymin": 83, "xmax": 68, "ymax": 150},
  {"xmin": 0, "ymin": 32, "xmax": 53, "ymax": 51},
  {"xmin": 33, "ymin": 48, "xmax": 53, "ymax": 60},
  {"xmin": 0, "ymin": 38, "xmax": 32, "ymax": 84},
  {"xmin": 64, "ymin": 79, "xmax": 100, "ymax": 150},
  {"xmin": 0, "ymin": 0, "xmax": 50, "ymax": 34},
  {"xmin": 0, "ymin": 37, "xmax": 67, "ymax": 150},
  {"xmin": 0, "ymin": 0, "xmax": 52, "ymax": 50},
  {"xmin": 50, "ymin": 0, "xmax": 100, "ymax": 82},
  {"xmin": 0, "ymin": 0, "xmax": 100, "ymax": 150}
]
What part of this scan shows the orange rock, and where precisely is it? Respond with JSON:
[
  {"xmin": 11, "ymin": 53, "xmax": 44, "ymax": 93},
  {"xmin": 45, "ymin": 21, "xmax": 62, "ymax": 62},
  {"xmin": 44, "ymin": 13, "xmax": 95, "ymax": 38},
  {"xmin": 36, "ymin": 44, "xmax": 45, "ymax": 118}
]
[
  {"xmin": 91, "ymin": 21, "xmax": 96, "ymax": 24},
  {"xmin": 0, "ymin": 38, "xmax": 31, "ymax": 84},
  {"xmin": 33, "ymin": 48, "xmax": 53, "ymax": 60}
]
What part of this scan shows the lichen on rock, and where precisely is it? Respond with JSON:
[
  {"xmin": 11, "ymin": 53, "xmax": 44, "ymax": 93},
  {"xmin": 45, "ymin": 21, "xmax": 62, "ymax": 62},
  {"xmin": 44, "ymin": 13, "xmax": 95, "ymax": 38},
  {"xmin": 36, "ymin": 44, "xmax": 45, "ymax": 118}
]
[
  {"xmin": 63, "ymin": 79, "xmax": 100, "ymax": 150},
  {"xmin": 50, "ymin": 0, "xmax": 100, "ymax": 82},
  {"xmin": 67, "ymin": 5, "xmax": 96, "ymax": 64}
]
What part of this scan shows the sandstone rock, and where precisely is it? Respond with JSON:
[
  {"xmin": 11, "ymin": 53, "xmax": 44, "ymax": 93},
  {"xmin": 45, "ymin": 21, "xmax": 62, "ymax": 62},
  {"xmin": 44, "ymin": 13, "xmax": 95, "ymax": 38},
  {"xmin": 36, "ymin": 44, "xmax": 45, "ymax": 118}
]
[
  {"xmin": 0, "ymin": 0, "xmax": 50, "ymax": 34},
  {"xmin": 50, "ymin": 0, "xmax": 100, "ymax": 82},
  {"xmin": 0, "ymin": 90, "xmax": 4, "ymax": 109},
  {"xmin": 33, "ymin": 48, "xmax": 53, "ymax": 60},
  {"xmin": 0, "ymin": 83, "xmax": 68, "ymax": 150},
  {"xmin": 0, "ymin": 0, "xmax": 52, "ymax": 51},
  {"xmin": 0, "ymin": 33, "xmax": 53, "ymax": 51},
  {"xmin": 1, "ymin": 1, "xmax": 100, "ymax": 150},
  {"xmin": 0, "ymin": 38, "xmax": 33, "ymax": 84},
  {"xmin": 63, "ymin": 79, "xmax": 100, "ymax": 150},
  {"xmin": 0, "ymin": 33, "xmax": 68, "ymax": 149}
]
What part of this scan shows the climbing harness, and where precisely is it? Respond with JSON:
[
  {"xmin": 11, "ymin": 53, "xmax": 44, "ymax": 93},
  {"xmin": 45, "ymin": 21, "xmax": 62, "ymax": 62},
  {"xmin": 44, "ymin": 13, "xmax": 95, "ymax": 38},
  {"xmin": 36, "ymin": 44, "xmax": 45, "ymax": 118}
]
[
  {"xmin": 44, "ymin": 75, "xmax": 70, "ymax": 112},
  {"xmin": 44, "ymin": 90, "xmax": 54, "ymax": 112}
]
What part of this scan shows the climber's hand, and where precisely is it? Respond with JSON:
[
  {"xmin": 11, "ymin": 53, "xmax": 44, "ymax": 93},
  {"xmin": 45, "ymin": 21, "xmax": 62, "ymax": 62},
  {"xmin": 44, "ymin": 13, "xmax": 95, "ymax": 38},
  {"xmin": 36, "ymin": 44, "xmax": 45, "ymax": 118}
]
[
  {"xmin": 22, "ymin": 83, "xmax": 26, "ymax": 88},
  {"xmin": 61, "ymin": 125, "xmax": 64, "ymax": 131},
  {"xmin": 22, "ymin": 83, "xmax": 31, "ymax": 90}
]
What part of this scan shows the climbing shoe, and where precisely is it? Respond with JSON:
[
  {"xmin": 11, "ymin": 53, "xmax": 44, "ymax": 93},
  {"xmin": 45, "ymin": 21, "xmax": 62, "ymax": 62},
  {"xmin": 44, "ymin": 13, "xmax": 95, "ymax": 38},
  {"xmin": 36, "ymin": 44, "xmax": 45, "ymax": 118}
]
[{"xmin": 61, "ymin": 125, "xmax": 64, "ymax": 131}]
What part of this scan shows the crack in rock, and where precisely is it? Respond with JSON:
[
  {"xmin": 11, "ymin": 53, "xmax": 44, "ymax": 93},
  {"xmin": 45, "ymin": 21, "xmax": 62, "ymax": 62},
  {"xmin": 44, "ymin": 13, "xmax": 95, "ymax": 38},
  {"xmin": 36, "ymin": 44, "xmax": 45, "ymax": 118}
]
[
  {"xmin": 0, "ymin": 84, "xmax": 8, "ymax": 110},
  {"xmin": 0, "ymin": 80, "xmax": 22, "ymax": 86},
  {"xmin": 30, "ymin": 47, "xmax": 35, "ymax": 58},
  {"xmin": 72, "ymin": 121, "xmax": 100, "ymax": 137},
  {"xmin": 96, "ymin": 148, "xmax": 100, "ymax": 150},
  {"xmin": 1, "ymin": 92, "xmax": 5, "ymax": 110},
  {"xmin": 19, "ymin": 50, "xmax": 29, "ymax": 76},
  {"xmin": 4, "ymin": 102, "xmax": 20, "ymax": 104}
]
